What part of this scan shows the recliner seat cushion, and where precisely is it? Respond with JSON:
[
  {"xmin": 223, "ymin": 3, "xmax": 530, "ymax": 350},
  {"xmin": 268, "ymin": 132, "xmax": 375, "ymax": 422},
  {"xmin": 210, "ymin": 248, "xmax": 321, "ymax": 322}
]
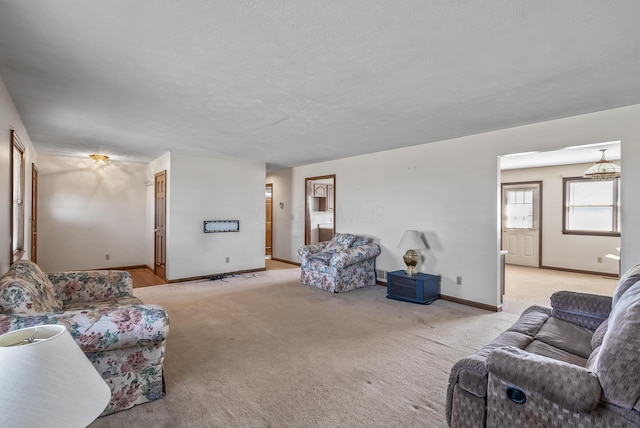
[
  {"xmin": 524, "ymin": 340, "xmax": 588, "ymax": 367},
  {"xmin": 533, "ymin": 317, "xmax": 594, "ymax": 359}
]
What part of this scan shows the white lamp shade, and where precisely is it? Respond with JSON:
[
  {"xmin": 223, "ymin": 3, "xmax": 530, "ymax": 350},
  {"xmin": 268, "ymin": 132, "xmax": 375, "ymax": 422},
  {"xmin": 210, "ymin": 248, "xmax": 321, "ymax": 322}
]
[
  {"xmin": 398, "ymin": 230, "xmax": 426, "ymax": 250},
  {"xmin": 0, "ymin": 325, "xmax": 111, "ymax": 428}
]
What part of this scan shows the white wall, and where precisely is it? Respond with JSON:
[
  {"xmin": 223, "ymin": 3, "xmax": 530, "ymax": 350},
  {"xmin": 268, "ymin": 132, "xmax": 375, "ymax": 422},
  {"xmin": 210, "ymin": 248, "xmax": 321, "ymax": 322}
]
[
  {"xmin": 37, "ymin": 155, "xmax": 147, "ymax": 271},
  {"xmin": 287, "ymin": 140, "xmax": 500, "ymax": 306},
  {"xmin": 156, "ymin": 153, "xmax": 266, "ymax": 280},
  {"xmin": 0, "ymin": 77, "xmax": 37, "ymax": 274},
  {"xmin": 622, "ymin": 140, "xmax": 640, "ymax": 270},
  {"xmin": 501, "ymin": 163, "xmax": 621, "ymax": 275},
  {"xmin": 274, "ymin": 104, "xmax": 640, "ymax": 308}
]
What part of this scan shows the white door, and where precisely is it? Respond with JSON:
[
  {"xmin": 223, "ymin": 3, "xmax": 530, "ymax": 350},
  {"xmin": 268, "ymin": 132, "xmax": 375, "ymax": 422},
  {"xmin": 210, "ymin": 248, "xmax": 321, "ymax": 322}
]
[{"xmin": 501, "ymin": 183, "xmax": 541, "ymax": 267}]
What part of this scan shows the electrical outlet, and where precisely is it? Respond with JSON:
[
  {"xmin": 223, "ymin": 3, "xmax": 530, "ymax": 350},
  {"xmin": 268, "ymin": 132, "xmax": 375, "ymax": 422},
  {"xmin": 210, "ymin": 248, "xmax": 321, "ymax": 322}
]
[
  {"xmin": 597, "ymin": 257, "xmax": 603, "ymax": 263},
  {"xmin": 105, "ymin": 254, "xmax": 110, "ymax": 260},
  {"xmin": 457, "ymin": 276, "xmax": 462, "ymax": 285},
  {"xmin": 225, "ymin": 257, "xmax": 230, "ymax": 263}
]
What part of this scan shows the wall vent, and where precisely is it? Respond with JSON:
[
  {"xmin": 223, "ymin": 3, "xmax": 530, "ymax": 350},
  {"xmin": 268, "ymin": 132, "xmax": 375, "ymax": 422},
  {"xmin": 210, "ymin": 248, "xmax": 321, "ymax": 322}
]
[{"xmin": 376, "ymin": 269, "xmax": 387, "ymax": 281}]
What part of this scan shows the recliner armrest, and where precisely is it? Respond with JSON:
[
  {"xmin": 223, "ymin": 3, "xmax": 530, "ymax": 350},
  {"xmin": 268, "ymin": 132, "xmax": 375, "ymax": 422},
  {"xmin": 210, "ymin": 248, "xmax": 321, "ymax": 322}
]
[
  {"xmin": 486, "ymin": 346, "xmax": 601, "ymax": 412},
  {"xmin": 550, "ymin": 290, "xmax": 612, "ymax": 330}
]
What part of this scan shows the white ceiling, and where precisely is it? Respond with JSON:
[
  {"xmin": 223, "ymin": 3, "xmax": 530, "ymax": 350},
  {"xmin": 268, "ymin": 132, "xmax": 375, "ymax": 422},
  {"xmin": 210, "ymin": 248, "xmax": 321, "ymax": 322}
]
[{"xmin": 1, "ymin": 1, "xmax": 639, "ymax": 170}]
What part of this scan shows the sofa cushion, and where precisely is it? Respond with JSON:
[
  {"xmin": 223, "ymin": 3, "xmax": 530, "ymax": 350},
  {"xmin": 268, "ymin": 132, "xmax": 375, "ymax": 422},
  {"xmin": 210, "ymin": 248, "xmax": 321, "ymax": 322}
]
[
  {"xmin": 308, "ymin": 251, "xmax": 334, "ymax": 265},
  {"xmin": 0, "ymin": 260, "xmax": 63, "ymax": 315},
  {"xmin": 524, "ymin": 340, "xmax": 588, "ymax": 367},
  {"xmin": 533, "ymin": 317, "xmax": 593, "ymax": 359},
  {"xmin": 351, "ymin": 236, "xmax": 371, "ymax": 247},
  {"xmin": 591, "ymin": 318, "xmax": 609, "ymax": 349},
  {"xmin": 63, "ymin": 295, "xmax": 143, "ymax": 312},
  {"xmin": 324, "ymin": 233, "xmax": 356, "ymax": 252}
]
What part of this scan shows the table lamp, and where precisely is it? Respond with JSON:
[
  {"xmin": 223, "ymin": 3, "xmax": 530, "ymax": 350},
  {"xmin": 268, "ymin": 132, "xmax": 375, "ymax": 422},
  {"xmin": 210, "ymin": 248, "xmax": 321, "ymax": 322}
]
[
  {"xmin": 0, "ymin": 325, "xmax": 111, "ymax": 428},
  {"xmin": 398, "ymin": 230, "xmax": 426, "ymax": 275}
]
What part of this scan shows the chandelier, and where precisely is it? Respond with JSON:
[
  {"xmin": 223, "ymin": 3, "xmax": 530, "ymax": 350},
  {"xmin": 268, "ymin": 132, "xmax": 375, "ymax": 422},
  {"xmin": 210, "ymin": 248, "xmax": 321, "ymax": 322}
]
[{"xmin": 583, "ymin": 149, "xmax": 620, "ymax": 180}]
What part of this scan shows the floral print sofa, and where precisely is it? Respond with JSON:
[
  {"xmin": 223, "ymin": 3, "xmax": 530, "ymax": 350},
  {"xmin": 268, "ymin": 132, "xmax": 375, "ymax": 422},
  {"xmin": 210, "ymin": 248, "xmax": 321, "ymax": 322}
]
[
  {"xmin": 298, "ymin": 233, "xmax": 381, "ymax": 293},
  {"xmin": 0, "ymin": 260, "xmax": 170, "ymax": 416}
]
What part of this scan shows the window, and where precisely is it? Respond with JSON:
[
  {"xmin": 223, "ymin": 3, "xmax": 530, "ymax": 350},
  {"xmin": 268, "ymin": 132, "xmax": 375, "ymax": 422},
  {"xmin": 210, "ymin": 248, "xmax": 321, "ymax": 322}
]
[
  {"xmin": 11, "ymin": 130, "xmax": 25, "ymax": 262},
  {"xmin": 505, "ymin": 189, "xmax": 534, "ymax": 229},
  {"xmin": 563, "ymin": 177, "xmax": 620, "ymax": 236}
]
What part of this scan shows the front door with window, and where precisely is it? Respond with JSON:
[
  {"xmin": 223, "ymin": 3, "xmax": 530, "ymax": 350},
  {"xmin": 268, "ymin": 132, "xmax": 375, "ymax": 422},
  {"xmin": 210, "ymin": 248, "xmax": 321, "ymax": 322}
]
[{"xmin": 501, "ymin": 182, "xmax": 541, "ymax": 267}]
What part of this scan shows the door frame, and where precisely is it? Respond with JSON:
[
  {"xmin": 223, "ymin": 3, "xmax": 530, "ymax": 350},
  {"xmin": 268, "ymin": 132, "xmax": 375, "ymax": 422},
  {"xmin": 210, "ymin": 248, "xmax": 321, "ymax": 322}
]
[
  {"xmin": 501, "ymin": 180, "xmax": 543, "ymax": 268},
  {"xmin": 31, "ymin": 163, "xmax": 38, "ymax": 263},
  {"xmin": 305, "ymin": 174, "xmax": 336, "ymax": 245},
  {"xmin": 265, "ymin": 183, "xmax": 273, "ymax": 256}
]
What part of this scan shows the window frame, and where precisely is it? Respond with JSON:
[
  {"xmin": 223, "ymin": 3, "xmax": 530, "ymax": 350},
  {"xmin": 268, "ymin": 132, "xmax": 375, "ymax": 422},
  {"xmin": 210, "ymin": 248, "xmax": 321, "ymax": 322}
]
[
  {"xmin": 562, "ymin": 176, "xmax": 620, "ymax": 237},
  {"xmin": 10, "ymin": 129, "xmax": 25, "ymax": 263}
]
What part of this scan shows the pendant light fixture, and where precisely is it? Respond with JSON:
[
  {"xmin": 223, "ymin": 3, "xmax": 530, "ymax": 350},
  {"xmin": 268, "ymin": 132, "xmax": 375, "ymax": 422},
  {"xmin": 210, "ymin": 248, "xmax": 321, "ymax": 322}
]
[{"xmin": 583, "ymin": 149, "xmax": 620, "ymax": 180}]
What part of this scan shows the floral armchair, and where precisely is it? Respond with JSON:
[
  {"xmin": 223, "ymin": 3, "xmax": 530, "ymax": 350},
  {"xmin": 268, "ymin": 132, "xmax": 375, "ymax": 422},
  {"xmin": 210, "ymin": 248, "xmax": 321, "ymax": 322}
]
[
  {"xmin": 298, "ymin": 233, "xmax": 381, "ymax": 293},
  {"xmin": 0, "ymin": 260, "xmax": 170, "ymax": 416}
]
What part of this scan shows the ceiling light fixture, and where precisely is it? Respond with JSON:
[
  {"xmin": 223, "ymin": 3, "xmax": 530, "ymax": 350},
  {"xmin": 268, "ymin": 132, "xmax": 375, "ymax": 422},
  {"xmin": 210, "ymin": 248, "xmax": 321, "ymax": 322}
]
[
  {"xmin": 583, "ymin": 149, "xmax": 620, "ymax": 180},
  {"xmin": 89, "ymin": 154, "xmax": 109, "ymax": 165}
]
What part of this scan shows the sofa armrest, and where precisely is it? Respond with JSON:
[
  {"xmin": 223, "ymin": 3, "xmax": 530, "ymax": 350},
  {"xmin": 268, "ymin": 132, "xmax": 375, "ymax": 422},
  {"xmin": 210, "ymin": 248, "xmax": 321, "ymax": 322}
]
[
  {"xmin": 486, "ymin": 346, "xmax": 601, "ymax": 412},
  {"xmin": 446, "ymin": 352, "xmax": 490, "ymax": 426},
  {"xmin": 332, "ymin": 243, "xmax": 381, "ymax": 269},
  {"xmin": 48, "ymin": 270, "xmax": 134, "ymax": 305},
  {"xmin": 0, "ymin": 313, "xmax": 59, "ymax": 337},
  {"xmin": 0, "ymin": 304, "xmax": 169, "ymax": 353},
  {"xmin": 448, "ymin": 353, "xmax": 489, "ymax": 397},
  {"xmin": 297, "ymin": 242, "xmax": 328, "ymax": 262},
  {"xmin": 299, "ymin": 243, "xmax": 329, "ymax": 266},
  {"xmin": 550, "ymin": 290, "xmax": 612, "ymax": 330}
]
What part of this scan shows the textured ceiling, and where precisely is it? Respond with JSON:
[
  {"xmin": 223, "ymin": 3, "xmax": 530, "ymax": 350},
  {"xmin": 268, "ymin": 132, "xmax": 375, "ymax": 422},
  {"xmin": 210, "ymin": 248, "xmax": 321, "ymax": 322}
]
[{"xmin": 1, "ymin": 1, "xmax": 640, "ymax": 170}]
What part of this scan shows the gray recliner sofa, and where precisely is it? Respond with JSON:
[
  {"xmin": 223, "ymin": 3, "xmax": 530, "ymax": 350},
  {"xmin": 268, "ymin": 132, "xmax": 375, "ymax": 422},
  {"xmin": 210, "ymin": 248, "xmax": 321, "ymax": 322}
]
[{"xmin": 446, "ymin": 262, "xmax": 640, "ymax": 427}]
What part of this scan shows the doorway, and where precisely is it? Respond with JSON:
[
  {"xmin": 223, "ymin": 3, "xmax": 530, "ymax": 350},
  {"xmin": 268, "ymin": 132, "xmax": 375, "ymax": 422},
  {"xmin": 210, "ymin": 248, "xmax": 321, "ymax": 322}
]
[
  {"xmin": 305, "ymin": 175, "xmax": 336, "ymax": 245},
  {"xmin": 501, "ymin": 181, "xmax": 542, "ymax": 268},
  {"xmin": 265, "ymin": 183, "xmax": 273, "ymax": 257},
  {"xmin": 499, "ymin": 142, "xmax": 622, "ymax": 308},
  {"xmin": 154, "ymin": 171, "xmax": 167, "ymax": 280}
]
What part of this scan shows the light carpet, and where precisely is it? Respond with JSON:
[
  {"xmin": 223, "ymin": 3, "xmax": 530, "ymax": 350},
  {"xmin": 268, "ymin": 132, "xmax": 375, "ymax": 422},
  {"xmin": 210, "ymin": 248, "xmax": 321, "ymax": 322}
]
[{"xmin": 89, "ymin": 268, "xmax": 522, "ymax": 428}]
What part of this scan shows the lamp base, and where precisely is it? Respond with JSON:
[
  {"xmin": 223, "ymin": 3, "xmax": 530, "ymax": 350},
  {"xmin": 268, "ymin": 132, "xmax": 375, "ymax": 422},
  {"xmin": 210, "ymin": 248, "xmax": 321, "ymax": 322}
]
[
  {"xmin": 403, "ymin": 249, "xmax": 418, "ymax": 275},
  {"xmin": 404, "ymin": 266, "xmax": 417, "ymax": 275}
]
